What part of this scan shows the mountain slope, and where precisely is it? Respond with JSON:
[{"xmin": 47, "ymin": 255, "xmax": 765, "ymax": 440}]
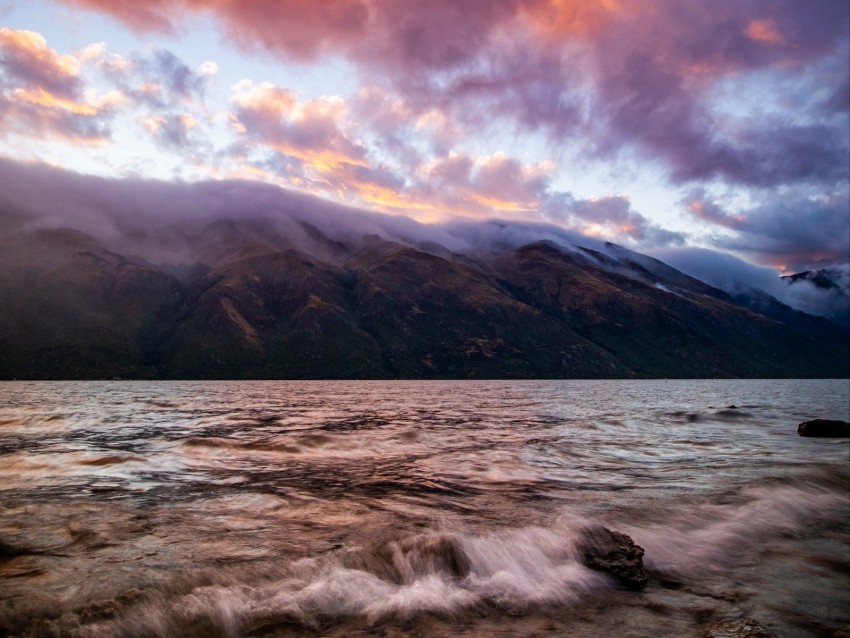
[
  {"xmin": 491, "ymin": 242, "xmax": 844, "ymax": 377},
  {"xmin": 1, "ymin": 223, "xmax": 847, "ymax": 379},
  {"xmin": 0, "ymin": 228, "xmax": 184, "ymax": 378}
]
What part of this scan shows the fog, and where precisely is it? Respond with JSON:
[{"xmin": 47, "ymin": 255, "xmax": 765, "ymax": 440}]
[
  {"xmin": 1, "ymin": 157, "xmax": 846, "ymax": 323},
  {"xmin": 651, "ymin": 247, "xmax": 849, "ymax": 325}
]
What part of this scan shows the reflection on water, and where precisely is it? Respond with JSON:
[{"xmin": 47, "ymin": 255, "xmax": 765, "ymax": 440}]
[{"xmin": 0, "ymin": 379, "xmax": 848, "ymax": 637}]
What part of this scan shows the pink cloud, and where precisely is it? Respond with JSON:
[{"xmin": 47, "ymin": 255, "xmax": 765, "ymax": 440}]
[
  {"xmin": 55, "ymin": 0, "xmax": 180, "ymax": 32},
  {"xmin": 0, "ymin": 28, "xmax": 82, "ymax": 98},
  {"xmin": 0, "ymin": 28, "xmax": 123, "ymax": 143},
  {"xmin": 412, "ymin": 152, "xmax": 554, "ymax": 217},
  {"xmin": 543, "ymin": 192, "xmax": 684, "ymax": 245},
  {"xmin": 57, "ymin": 0, "xmax": 848, "ymax": 190},
  {"xmin": 230, "ymin": 81, "xmax": 367, "ymax": 172},
  {"xmin": 681, "ymin": 188, "xmax": 747, "ymax": 230}
]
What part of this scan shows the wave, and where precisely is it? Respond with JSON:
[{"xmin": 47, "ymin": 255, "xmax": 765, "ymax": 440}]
[{"xmin": 28, "ymin": 481, "xmax": 846, "ymax": 638}]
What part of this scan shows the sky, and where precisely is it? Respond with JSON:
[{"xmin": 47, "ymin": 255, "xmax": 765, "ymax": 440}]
[{"xmin": 0, "ymin": 0, "xmax": 848, "ymax": 276}]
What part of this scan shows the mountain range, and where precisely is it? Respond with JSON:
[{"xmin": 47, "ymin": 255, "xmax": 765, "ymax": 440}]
[{"xmin": 1, "ymin": 213, "xmax": 846, "ymax": 380}]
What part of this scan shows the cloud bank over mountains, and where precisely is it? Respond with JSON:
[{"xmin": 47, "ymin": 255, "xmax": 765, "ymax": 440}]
[
  {"xmin": 0, "ymin": 0, "xmax": 847, "ymax": 277},
  {"xmin": 1, "ymin": 157, "xmax": 846, "ymax": 325}
]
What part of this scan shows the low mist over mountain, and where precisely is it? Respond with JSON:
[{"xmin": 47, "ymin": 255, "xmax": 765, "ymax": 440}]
[
  {"xmin": 781, "ymin": 267, "xmax": 850, "ymax": 330},
  {"xmin": 0, "ymin": 162, "xmax": 847, "ymax": 380}
]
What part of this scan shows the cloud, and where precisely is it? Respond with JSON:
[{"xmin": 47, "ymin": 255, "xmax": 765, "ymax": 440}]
[
  {"xmin": 58, "ymin": 0, "xmax": 848, "ymax": 190},
  {"xmin": 0, "ymin": 155, "xmax": 464, "ymax": 256},
  {"xmin": 712, "ymin": 193, "xmax": 850, "ymax": 272},
  {"xmin": 783, "ymin": 265, "xmax": 849, "ymax": 326},
  {"xmin": 348, "ymin": 86, "xmax": 457, "ymax": 166},
  {"xmin": 225, "ymin": 82, "xmax": 587, "ymax": 224},
  {"xmin": 681, "ymin": 188, "xmax": 747, "ymax": 230},
  {"xmin": 680, "ymin": 189, "xmax": 850, "ymax": 272},
  {"xmin": 141, "ymin": 113, "xmax": 199, "ymax": 150},
  {"xmin": 94, "ymin": 46, "xmax": 214, "ymax": 110},
  {"xmin": 0, "ymin": 31, "xmax": 221, "ymax": 154},
  {"xmin": 2, "ymin": 156, "xmax": 842, "ymax": 322},
  {"xmin": 544, "ymin": 192, "xmax": 685, "ymax": 247},
  {"xmin": 650, "ymin": 247, "xmax": 783, "ymax": 296},
  {"xmin": 0, "ymin": 28, "xmax": 82, "ymax": 98},
  {"xmin": 230, "ymin": 81, "xmax": 367, "ymax": 172},
  {"xmin": 0, "ymin": 28, "xmax": 123, "ymax": 143},
  {"xmin": 8, "ymin": 4, "xmax": 845, "ymax": 263},
  {"xmin": 0, "ymin": 155, "xmax": 667, "ymax": 260},
  {"xmin": 56, "ymin": 0, "xmax": 180, "ymax": 32},
  {"xmin": 414, "ymin": 152, "xmax": 552, "ymax": 216},
  {"xmin": 650, "ymin": 246, "xmax": 849, "ymax": 323},
  {"xmin": 63, "ymin": 0, "xmax": 515, "ymax": 68},
  {"xmin": 146, "ymin": 49, "xmax": 211, "ymax": 101}
]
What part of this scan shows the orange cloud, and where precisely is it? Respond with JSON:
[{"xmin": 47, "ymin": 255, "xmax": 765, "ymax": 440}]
[
  {"xmin": 231, "ymin": 81, "xmax": 297, "ymax": 118},
  {"xmin": 0, "ymin": 28, "xmax": 82, "ymax": 98},
  {"xmin": 12, "ymin": 87, "xmax": 98, "ymax": 116},
  {"xmin": 521, "ymin": 0, "xmax": 620, "ymax": 39},
  {"xmin": 0, "ymin": 95, "xmax": 112, "ymax": 144},
  {"xmin": 231, "ymin": 82, "xmax": 368, "ymax": 172},
  {"xmin": 351, "ymin": 182, "xmax": 438, "ymax": 213},
  {"xmin": 746, "ymin": 19, "xmax": 784, "ymax": 45}
]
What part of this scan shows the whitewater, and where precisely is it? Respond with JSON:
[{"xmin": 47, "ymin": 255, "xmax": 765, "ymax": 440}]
[{"xmin": 0, "ymin": 379, "xmax": 847, "ymax": 637}]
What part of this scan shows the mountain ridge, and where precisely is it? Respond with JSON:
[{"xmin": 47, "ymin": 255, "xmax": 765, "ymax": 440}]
[{"xmin": 1, "ymin": 219, "xmax": 846, "ymax": 380}]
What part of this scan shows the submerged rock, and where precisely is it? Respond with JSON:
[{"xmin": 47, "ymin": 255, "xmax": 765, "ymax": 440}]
[
  {"xmin": 355, "ymin": 533, "xmax": 472, "ymax": 585},
  {"xmin": 797, "ymin": 419, "xmax": 850, "ymax": 437},
  {"xmin": 577, "ymin": 526, "xmax": 647, "ymax": 590},
  {"xmin": 704, "ymin": 617, "xmax": 776, "ymax": 637}
]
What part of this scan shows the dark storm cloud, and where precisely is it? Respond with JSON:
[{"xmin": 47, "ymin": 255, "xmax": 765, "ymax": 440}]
[
  {"xmin": 679, "ymin": 188, "xmax": 849, "ymax": 273},
  {"xmin": 712, "ymin": 194, "xmax": 850, "ymax": 271}
]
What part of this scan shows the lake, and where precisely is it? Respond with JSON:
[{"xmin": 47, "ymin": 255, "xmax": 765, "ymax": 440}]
[{"xmin": 1, "ymin": 379, "xmax": 848, "ymax": 637}]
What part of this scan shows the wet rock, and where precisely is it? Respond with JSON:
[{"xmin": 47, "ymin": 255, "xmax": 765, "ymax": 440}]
[
  {"xmin": 0, "ymin": 540, "xmax": 37, "ymax": 561},
  {"xmin": 797, "ymin": 419, "xmax": 850, "ymax": 437},
  {"xmin": 703, "ymin": 617, "xmax": 776, "ymax": 637},
  {"xmin": 576, "ymin": 526, "xmax": 647, "ymax": 590},
  {"xmin": 356, "ymin": 533, "xmax": 471, "ymax": 584},
  {"xmin": 395, "ymin": 533, "xmax": 471, "ymax": 580}
]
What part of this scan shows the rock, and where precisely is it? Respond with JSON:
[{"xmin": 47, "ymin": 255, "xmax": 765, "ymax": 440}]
[
  {"xmin": 577, "ymin": 526, "xmax": 647, "ymax": 590},
  {"xmin": 0, "ymin": 540, "xmax": 36, "ymax": 561},
  {"xmin": 797, "ymin": 419, "xmax": 850, "ymax": 437},
  {"xmin": 704, "ymin": 617, "xmax": 776, "ymax": 637},
  {"xmin": 358, "ymin": 533, "xmax": 472, "ymax": 584},
  {"xmin": 395, "ymin": 533, "xmax": 470, "ymax": 580}
]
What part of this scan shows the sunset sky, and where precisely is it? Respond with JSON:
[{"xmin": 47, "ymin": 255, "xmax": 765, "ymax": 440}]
[{"xmin": 1, "ymin": 0, "xmax": 848, "ymax": 273}]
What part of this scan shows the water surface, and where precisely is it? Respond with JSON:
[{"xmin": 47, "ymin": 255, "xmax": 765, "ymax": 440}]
[{"xmin": 1, "ymin": 380, "xmax": 848, "ymax": 637}]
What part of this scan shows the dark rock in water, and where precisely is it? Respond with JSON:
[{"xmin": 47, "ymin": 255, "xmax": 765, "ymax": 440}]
[
  {"xmin": 703, "ymin": 617, "xmax": 776, "ymax": 637},
  {"xmin": 577, "ymin": 526, "xmax": 647, "ymax": 590},
  {"xmin": 0, "ymin": 540, "xmax": 36, "ymax": 561},
  {"xmin": 797, "ymin": 419, "xmax": 850, "ymax": 437},
  {"xmin": 395, "ymin": 533, "xmax": 471, "ymax": 580},
  {"xmin": 356, "ymin": 533, "xmax": 471, "ymax": 584}
]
